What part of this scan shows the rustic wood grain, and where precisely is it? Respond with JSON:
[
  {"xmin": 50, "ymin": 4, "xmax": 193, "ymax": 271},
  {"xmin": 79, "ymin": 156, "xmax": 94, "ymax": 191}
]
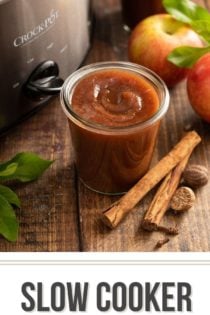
[
  {"xmin": 0, "ymin": 0, "xmax": 209, "ymax": 252},
  {"xmin": 0, "ymin": 98, "xmax": 80, "ymax": 251},
  {"xmin": 78, "ymin": 0, "xmax": 210, "ymax": 252}
]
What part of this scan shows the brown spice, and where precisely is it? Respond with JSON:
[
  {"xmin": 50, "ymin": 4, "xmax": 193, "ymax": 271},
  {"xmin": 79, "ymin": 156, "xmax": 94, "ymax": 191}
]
[
  {"xmin": 101, "ymin": 131, "xmax": 201, "ymax": 229},
  {"xmin": 183, "ymin": 164, "xmax": 208, "ymax": 188},
  {"xmin": 157, "ymin": 225, "xmax": 179, "ymax": 235},
  {"xmin": 170, "ymin": 186, "xmax": 195, "ymax": 211},
  {"xmin": 155, "ymin": 238, "xmax": 170, "ymax": 249},
  {"xmin": 141, "ymin": 154, "xmax": 191, "ymax": 231}
]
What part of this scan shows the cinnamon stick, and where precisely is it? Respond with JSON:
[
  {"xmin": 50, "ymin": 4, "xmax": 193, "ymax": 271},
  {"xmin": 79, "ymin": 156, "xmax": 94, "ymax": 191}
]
[
  {"xmin": 101, "ymin": 131, "xmax": 201, "ymax": 229},
  {"xmin": 142, "ymin": 153, "xmax": 191, "ymax": 231}
]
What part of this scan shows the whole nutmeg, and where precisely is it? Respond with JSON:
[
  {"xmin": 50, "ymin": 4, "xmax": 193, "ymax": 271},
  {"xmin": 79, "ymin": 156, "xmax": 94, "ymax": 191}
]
[
  {"xmin": 183, "ymin": 164, "xmax": 208, "ymax": 188},
  {"xmin": 170, "ymin": 186, "xmax": 196, "ymax": 211}
]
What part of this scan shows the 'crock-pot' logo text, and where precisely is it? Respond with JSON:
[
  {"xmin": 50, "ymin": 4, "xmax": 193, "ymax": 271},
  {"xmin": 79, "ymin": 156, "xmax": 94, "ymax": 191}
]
[{"xmin": 14, "ymin": 9, "xmax": 59, "ymax": 47}]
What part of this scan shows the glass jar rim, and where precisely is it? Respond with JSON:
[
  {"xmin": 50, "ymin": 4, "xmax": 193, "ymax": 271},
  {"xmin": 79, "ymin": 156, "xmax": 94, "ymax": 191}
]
[{"xmin": 60, "ymin": 61, "xmax": 170, "ymax": 134}]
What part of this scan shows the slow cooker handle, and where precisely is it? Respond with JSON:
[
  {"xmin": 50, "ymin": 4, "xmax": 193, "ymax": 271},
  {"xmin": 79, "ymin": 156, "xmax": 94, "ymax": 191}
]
[
  {"xmin": 27, "ymin": 77, "xmax": 64, "ymax": 95},
  {"xmin": 24, "ymin": 60, "xmax": 64, "ymax": 97}
]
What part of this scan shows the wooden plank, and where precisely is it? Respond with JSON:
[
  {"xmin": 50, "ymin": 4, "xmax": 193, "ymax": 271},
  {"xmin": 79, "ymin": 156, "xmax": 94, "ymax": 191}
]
[
  {"xmin": 0, "ymin": 0, "xmax": 209, "ymax": 252},
  {"xmin": 0, "ymin": 98, "xmax": 80, "ymax": 251},
  {"xmin": 78, "ymin": 0, "xmax": 210, "ymax": 251}
]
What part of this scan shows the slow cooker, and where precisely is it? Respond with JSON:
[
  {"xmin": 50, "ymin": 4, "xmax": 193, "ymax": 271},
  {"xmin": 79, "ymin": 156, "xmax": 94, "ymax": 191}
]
[{"xmin": 0, "ymin": 0, "xmax": 92, "ymax": 133}]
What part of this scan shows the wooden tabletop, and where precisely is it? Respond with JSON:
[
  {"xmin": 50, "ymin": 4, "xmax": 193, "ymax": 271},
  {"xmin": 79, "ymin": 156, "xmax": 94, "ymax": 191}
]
[{"xmin": 0, "ymin": 0, "xmax": 210, "ymax": 252}]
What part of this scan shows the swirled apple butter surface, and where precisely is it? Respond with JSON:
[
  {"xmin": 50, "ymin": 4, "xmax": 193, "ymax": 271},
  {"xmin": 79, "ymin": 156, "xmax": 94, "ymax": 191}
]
[
  {"xmin": 65, "ymin": 66, "xmax": 166, "ymax": 194},
  {"xmin": 72, "ymin": 70, "xmax": 159, "ymax": 127}
]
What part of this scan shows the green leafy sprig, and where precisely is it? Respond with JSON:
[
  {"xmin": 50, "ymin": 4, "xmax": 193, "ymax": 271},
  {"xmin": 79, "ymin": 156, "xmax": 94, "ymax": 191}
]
[
  {"xmin": 163, "ymin": 0, "xmax": 210, "ymax": 67},
  {"xmin": 0, "ymin": 153, "xmax": 53, "ymax": 242}
]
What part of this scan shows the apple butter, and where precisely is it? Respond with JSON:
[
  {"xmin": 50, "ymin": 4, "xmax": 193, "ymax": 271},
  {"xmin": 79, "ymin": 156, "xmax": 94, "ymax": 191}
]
[
  {"xmin": 61, "ymin": 62, "xmax": 169, "ymax": 194},
  {"xmin": 121, "ymin": 0, "xmax": 165, "ymax": 30}
]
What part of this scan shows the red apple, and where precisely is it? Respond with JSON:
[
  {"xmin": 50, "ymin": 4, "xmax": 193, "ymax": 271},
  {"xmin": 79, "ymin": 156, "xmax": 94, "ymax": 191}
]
[
  {"xmin": 128, "ymin": 14, "xmax": 203, "ymax": 87},
  {"xmin": 187, "ymin": 53, "xmax": 210, "ymax": 123}
]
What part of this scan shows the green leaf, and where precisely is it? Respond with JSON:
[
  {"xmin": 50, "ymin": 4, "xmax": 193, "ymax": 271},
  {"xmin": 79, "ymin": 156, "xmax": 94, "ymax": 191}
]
[
  {"xmin": 0, "ymin": 152, "xmax": 53, "ymax": 182},
  {"xmin": 0, "ymin": 152, "xmax": 53, "ymax": 242},
  {"xmin": 168, "ymin": 46, "xmax": 210, "ymax": 68},
  {"xmin": 0, "ymin": 185, "xmax": 20, "ymax": 208},
  {"xmin": 0, "ymin": 163, "xmax": 18, "ymax": 177},
  {"xmin": 163, "ymin": 0, "xmax": 210, "ymax": 25},
  {"xmin": 192, "ymin": 20, "xmax": 210, "ymax": 43},
  {"xmin": 0, "ymin": 195, "xmax": 19, "ymax": 242}
]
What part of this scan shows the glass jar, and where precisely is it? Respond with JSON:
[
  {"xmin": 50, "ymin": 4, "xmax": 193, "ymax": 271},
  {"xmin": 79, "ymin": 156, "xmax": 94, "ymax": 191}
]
[
  {"xmin": 61, "ymin": 61, "xmax": 169, "ymax": 195},
  {"xmin": 121, "ymin": 0, "xmax": 165, "ymax": 30}
]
